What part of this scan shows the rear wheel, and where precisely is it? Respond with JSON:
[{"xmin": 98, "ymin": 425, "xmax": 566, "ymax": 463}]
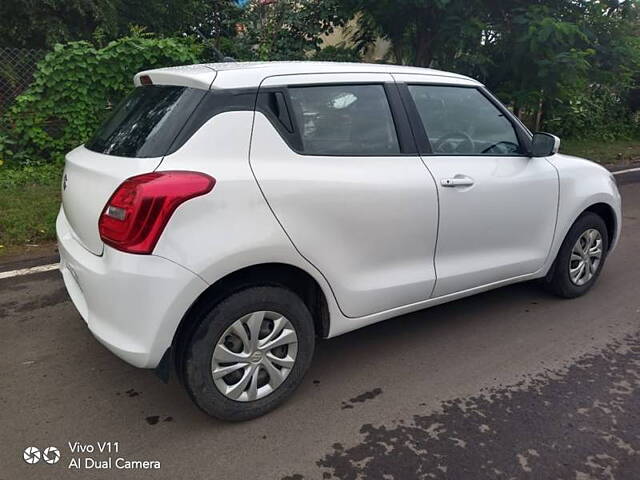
[
  {"xmin": 183, "ymin": 286, "xmax": 315, "ymax": 421},
  {"xmin": 545, "ymin": 212, "xmax": 609, "ymax": 298}
]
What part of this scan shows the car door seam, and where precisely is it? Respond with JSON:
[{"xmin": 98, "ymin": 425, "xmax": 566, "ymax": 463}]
[
  {"xmin": 248, "ymin": 77, "xmax": 349, "ymax": 319},
  {"xmin": 538, "ymin": 157, "xmax": 562, "ymax": 273},
  {"xmin": 391, "ymin": 74, "xmax": 440, "ymax": 298}
]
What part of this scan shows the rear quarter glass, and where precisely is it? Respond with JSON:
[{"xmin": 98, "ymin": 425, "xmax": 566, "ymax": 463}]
[{"xmin": 85, "ymin": 85, "xmax": 206, "ymax": 158}]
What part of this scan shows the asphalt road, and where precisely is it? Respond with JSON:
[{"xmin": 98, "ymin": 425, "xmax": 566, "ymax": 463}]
[{"xmin": 1, "ymin": 179, "xmax": 639, "ymax": 480}]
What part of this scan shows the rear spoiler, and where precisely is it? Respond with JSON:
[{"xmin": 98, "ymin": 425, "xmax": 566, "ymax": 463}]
[{"xmin": 133, "ymin": 66, "xmax": 217, "ymax": 90}]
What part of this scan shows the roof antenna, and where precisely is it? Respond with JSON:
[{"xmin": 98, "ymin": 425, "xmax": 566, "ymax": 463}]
[{"xmin": 193, "ymin": 28, "xmax": 236, "ymax": 62}]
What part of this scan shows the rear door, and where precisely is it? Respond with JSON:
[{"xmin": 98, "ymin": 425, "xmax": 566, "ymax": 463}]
[
  {"xmin": 62, "ymin": 84, "xmax": 206, "ymax": 254},
  {"xmin": 250, "ymin": 73, "xmax": 439, "ymax": 318},
  {"xmin": 395, "ymin": 75, "xmax": 558, "ymax": 297}
]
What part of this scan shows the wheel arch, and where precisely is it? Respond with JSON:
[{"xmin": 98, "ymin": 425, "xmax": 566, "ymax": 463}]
[
  {"xmin": 543, "ymin": 199, "xmax": 618, "ymax": 282},
  {"xmin": 170, "ymin": 262, "xmax": 330, "ymax": 383},
  {"xmin": 583, "ymin": 202, "xmax": 617, "ymax": 250}
]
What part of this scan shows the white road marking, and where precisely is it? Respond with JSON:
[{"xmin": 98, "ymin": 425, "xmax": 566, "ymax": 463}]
[
  {"xmin": 0, "ymin": 263, "xmax": 59, "ymax": 280},
  {"xmin": 612, "ymin": 167, "xmax": 640, "ymax": 175}
]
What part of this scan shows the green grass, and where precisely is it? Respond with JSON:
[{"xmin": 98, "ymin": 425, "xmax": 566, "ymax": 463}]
[
  {"xmin": 561, "ymin": 137, "xmax": 640, "ymax": 165},
  {"xmin": 0, "ymin": 165, "xmax": 61, "ymax": 256},
  {"xmin": 0, "ymin": 184, "xmax": 60, "ymax": 254}
]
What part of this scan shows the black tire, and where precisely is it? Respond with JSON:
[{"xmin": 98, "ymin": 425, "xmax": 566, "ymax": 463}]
[
  {"xmin": 544, "ymin": 212, "xmax": 609, "ymax": 298},
  {"xmin": 183, "ymin": 286, "xmax": 315, "ymax": 421}
]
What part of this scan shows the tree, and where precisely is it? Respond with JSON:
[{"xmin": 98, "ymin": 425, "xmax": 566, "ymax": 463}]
[
  {"xmin": 234, "ymin": 0, "xmax": 348, "ymax": 61},
  {"xmin": 481, "ymin": 0, "xmax": 640, "ymax": 132},
  {"xmin": 114, "ymin": 0, "xmax": 210, "ymax": 40},
  {"xmin": 346, "ymin": 0, "xmax": 640, "ymax": 135},
  {"xmin": 0, "ymin": 0, "xmax": 117, "ymax": 49},
  {"xmin": 482, "ymin": 4, "xmax": 594, "ymax": 128},
  {"xmin": 188, "ymin": 0, "xmax": 248, "ymax": 61},
  {"xmin": 195, "ymin": 0, "xmax": 244, "ymax": 49},
  {"xmin": 343, "ymin": 0, "xmax": 487, "ymax": 67},
  {"xmin": 0, "ymin": 0, "xmax": 211, "ymax": 49}
]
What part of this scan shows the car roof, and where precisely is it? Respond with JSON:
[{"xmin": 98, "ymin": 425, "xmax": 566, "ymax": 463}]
[{"xmin": 134, "ymin": 61, "xmax": 481, "ymax": 90}]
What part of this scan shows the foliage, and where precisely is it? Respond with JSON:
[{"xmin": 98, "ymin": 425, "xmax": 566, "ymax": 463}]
[
  {"xmin": 0, "ymin": 0, "xmax": 210, "ymax": 49},
  {"xmin": 195, "ymin": 1, "xmax": 256, "ymax": 63},
  {"xmin": 344, "ymin": 0, "xmax": 640, "ymax": 138},
  {"xmin": 2, "ymin": 32, "xmax": 203, "ymax": 165},
  {"xmin": 545, "ymin": 88, "xmax": 640, "ymax": 141},
  {"xmin": 191, "ymin": 1, "xmax": 245, "ymax": 49},
  {"xmin": 0, "ymin": 0, "xmax": 113, "ymax": 49},
  {"xmin": 580, "ymin": 0, "xmax": 640, "ymax": 88},
  {"xmin": 0, "ymin": 163, "xmax": 61, "ymax": 189},
  {"xmin": 484, "ymin": 5, "xmax": 594, "ymax": 128},
  {"xmin": 342, "ymin": 0, "xmax": 485, "ymax": 67},
  {"xmin": 114, "ymin": 1, "xmax": 211, "ymax": 41},
  {"xmin": 233, "ymin": 0, "xmax": 348, "ymax": 61}
]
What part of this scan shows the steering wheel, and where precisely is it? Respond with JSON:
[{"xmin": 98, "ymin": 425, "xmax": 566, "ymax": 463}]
[
  {"xmin": 433, "ymin": 131, "xmax": 474, "ymax": 153},
  {"xmin": 481, "ymin": 141, "xmax": 520, "ymax": 155}
]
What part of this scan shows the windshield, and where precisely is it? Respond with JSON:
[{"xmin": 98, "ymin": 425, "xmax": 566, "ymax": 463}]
[{"xmin": 85, "ymin": 85, "xmax": 206, "ymax": 158}]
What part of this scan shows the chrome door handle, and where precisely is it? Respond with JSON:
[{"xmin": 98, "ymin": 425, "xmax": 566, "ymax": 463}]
[{"xmin": 441, "ymin": 177, "xmax": 474, "ymax": 187}]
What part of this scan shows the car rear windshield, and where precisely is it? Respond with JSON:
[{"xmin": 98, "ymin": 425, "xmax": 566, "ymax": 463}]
[{"xmin": 85, "ymin": 85, "xmax": 206, "ymax": 158}]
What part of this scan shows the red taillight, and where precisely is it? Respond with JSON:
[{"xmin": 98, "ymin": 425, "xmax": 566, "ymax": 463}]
[
  {"xmin": 99, "ymin": 171, "xmax": 215, "ymax": 254},
  {"xmin": 139, "ymin": 75, "xmax": 153, "ymax": 85}
]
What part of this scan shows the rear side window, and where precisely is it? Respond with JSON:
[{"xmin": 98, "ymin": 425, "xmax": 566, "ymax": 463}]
[
  {"xmin": 86, "ymin": 86, "xmax": 206, "ymax": 158},
  {"xmin": 288, "ymin": 85, "xmax": 400, "ymax": 156},
  {"xmin": 408, "ymin": 85, "xmax": 522, "ymax": 155}
]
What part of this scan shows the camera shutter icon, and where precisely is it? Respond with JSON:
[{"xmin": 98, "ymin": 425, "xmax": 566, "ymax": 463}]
[
  {"xmin": 23, "ymin": 447, "xmax": 41, "ymax": 464},
  {"xmin": 43, "ymin": 446, "xmax": 61, "ymax": 464}
]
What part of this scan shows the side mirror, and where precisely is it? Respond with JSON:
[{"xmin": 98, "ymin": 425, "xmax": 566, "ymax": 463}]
[{"xmin": 530, "ymin": 132, "xmax": 560, "ymax": 157}]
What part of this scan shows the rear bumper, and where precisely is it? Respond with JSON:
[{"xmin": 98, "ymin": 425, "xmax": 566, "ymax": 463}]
[{"xmin": 56, "ymin": 207, "xmax": 208, "ymax": 368}]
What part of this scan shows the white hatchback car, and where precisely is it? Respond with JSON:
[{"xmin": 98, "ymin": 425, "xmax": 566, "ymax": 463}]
[{"xmin": 57, "ymin": 61, "xmax": 621, "ymax": 420}]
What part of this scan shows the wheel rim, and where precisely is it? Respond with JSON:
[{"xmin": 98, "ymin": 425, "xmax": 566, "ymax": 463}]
[
  {"xmin": 569, "ymin": 228, "xmax": 603, "ymax": 286},
  {"xmin": 211, "ymin": 311, "xmax": 298, "ymax": 402}
]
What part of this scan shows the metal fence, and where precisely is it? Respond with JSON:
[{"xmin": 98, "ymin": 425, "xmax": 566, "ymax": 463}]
[{"xmin": 0, "ymin": 47, "xmax": 46, "ymax": 115}]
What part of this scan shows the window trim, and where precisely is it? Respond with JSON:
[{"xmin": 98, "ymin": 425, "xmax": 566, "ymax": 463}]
[
  {"xmin": 257, "ymin": 82, "xmax": 418, "ymax": 157},
  {"xmin": 398, "ymin": 83, "xmax": 533, "ymax": 158}
]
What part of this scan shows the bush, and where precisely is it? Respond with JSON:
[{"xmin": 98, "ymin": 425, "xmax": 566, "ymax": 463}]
[
  {"xmin": 1, "ymin": 32, "xmax": 203, "ymax": 166},
  {"xmin": 544, "ymin": 87, "xmax": 640, "ymax": 141},
  {"xmin": 0, "ymin": 162, "xmax": 61, "ymax": 188}
]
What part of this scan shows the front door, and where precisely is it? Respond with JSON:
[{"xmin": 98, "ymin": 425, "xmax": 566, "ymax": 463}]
[{"xmin": 400, "ymin": 81, "xmax": 558, "ymax": 297}]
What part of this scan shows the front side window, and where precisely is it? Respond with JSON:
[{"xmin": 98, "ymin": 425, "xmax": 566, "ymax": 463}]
[
  {"xmin": 288, "ymin": 84, "xmax": 401, "ymax": 156},
  {"xmin": 408, "ymin": 85, "xmax": 522, "ymax": 155},
  {"xmin": 86, "ymin": 85, "xmax": 206, "ymax": 158}
]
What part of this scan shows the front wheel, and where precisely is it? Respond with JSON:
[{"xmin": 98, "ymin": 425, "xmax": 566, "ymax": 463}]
[
  {"xmin": 183, "ymin": 286, "xmax": 315, "ymax": 421},
  {"xmin": 544, "ymin": 212, "xmax": 609, "ymax": 298}
]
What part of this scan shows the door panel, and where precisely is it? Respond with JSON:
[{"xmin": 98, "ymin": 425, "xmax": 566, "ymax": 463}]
[
  {"xmin": 426, "ymin": 155, "xmax": 558, "ymax": 296},
  {"xmin": 250, "ymin": 74, "xmax": 439, "ymax": 317},
  {"xmin": 398, "ymin": 79, "xmax": 559, "ymax": 297}
]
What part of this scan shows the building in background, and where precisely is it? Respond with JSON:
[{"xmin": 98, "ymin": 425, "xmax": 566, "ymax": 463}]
[{"xmin": 321, "ymin": 18, "xmax": 391, "ymax": 63}]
